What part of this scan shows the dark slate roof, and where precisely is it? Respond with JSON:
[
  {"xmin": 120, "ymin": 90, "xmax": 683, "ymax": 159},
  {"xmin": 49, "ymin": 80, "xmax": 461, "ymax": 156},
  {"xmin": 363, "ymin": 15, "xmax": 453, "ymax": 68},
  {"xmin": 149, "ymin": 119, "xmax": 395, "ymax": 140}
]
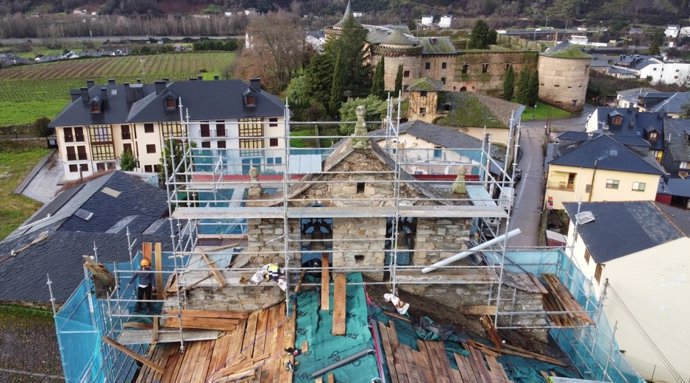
[
  {"xmin": 563, "ymin": 201, "xmax": 688, "ymax": 263},
  {"xmin": 127, "ymin": 80, "xmax": 284, "ymax": 123},
  {"xmin": 24, "ymin": 184, "xmax": 84, "ymax": 225},
  {"xmin": 49, "ymin": 79, "xmax": 285, "ymax": 127},
  {"xmin": 592, "ymin": 107, "xmax": 666, "ymax": 151},
  {"xmin": 49, "ymin": 82, "xmax": 155, "ymax": 127},
  {"xmin": 664, "ymin": 119, "xmax": 690, "ymax": 163},
  {"xmin": 371, "ymin": 120, "xmax": 483, "ymax": 149},
  {"xmin": 59, "ymin": 171, "xmax": 168, "ymax": 234},
  {"xmin": 659, "ymin": 178, "xmax": 690, "ymax": 198},
  {"xmin": 383, "ymin": 29, "xmax": 416, "ymax": 46},
  {"xmin": 640, "ymin": 92, "xmax": 690, "ymax": 115},
  {"xmin": 364, "ymin": 24, "xmax": 412, "ymax": 45},
  {"xmin": 0, "ymin": 231, "xmax": 169, "ymax": 303},
  {"xmin": 548, "ymin": 134, "xmax": 665, "ymax": 175}
]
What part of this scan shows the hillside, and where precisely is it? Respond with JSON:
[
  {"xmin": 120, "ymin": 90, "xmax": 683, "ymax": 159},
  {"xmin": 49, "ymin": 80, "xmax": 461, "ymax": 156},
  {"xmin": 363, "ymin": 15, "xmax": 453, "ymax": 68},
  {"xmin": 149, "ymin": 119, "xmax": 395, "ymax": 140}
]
[{"xmin": 1, "ymin": 0, "xmax": 688, "ymax": 25}]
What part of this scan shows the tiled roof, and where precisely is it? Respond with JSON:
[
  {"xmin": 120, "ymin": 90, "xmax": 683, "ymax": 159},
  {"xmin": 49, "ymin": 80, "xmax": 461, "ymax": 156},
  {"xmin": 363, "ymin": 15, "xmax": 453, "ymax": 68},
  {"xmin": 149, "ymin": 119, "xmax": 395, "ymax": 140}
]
[
  {"xmin": 563, "ymin": 201, "xmax": 688, "ymax": 263},
  {"xmin": 591, "ymin": 107, "xmax": 666, "ymax": 151},
  {"xmin": 418, "ymin": 37, "xmax": 457, "ymax": 54},
  {"xmin": 383, "ymin": 29, "xmax": 416, "ymax": 46},
  {"xmin": 50, "ymin": 79, "xmax": 285, "ymax": 127},
  {"xmin": 548, "ymin": 134, "xmax": 665, "ymax": 175},
  {"xmin": 408, "ymin": 77, "xmax": 444, "ymax": 92},
  {"xmin": 0, "ymin": 231, "xmax": 170, "ymax": 303}
]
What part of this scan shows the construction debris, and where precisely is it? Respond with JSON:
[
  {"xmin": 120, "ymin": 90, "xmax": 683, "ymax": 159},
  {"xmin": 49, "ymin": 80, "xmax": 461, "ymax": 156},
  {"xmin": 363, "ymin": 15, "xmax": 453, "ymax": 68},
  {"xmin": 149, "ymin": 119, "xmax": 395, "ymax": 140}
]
[
  {"xmin": 384, "ymin": 293, "xmax": 410, "ymax": 316},
  {"xmin": 542, "ymin": 274, "xmax": 594, "ymax": 327}
]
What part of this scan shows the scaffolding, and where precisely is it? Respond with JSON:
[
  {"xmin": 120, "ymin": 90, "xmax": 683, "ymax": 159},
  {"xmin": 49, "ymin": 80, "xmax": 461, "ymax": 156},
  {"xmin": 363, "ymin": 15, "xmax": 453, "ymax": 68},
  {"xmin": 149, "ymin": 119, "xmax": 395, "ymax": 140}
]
[{"xmin": 52, "ymin": 95, "xmax": 637, "ymax": 383}]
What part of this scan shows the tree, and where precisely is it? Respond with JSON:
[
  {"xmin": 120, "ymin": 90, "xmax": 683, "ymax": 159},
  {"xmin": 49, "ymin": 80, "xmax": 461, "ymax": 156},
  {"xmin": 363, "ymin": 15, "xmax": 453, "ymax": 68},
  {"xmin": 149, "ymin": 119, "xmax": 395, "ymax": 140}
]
[
  {"xmin": 515, "ymin": 68, "xmax": 531, "ymax": 105},
  {"xmin": 468, "ymin": 20, "xmax": 494, "ymax": 49},
  {"xmin": 648, "ymin": 32, "xmax": 663, "ymax": 55},
  {"xmin": 371, "ymin": 57, "xmax": 386, "ymax": 100},
  {"xmin": 233, "ymin": 11, "xmax": 311, "ymax": 93},
  {"xmin": 527, "ymin": 70, "xmax": 539, "ymax": 107},
  {"xmin": 503, "ymin": 65, "xmax": 515, "ymax": 101},
  {"xmin": 329, "ymin": 51, "xmax": 345, "ymax": 117},
  {"xmin": 305, "ymin": 52, "xmax": 335, "ymax": 110},
  {"xmin": 326, "ymin": 14, "xmax": 371, "ymax": 98},
  {"xmin": 394, "ymin": 64, "xmax": 403, "ymax": 95},
  {"xmin": 119, "ymin": 150, "xmax": 137, "ymax": 171},
  {"xmin": 33, "ymin": 117, "xmax": 51, "ymax": 137},
  {"xmin": 338, "ymin": 95, "xmax": 389, "ymax": 135}
]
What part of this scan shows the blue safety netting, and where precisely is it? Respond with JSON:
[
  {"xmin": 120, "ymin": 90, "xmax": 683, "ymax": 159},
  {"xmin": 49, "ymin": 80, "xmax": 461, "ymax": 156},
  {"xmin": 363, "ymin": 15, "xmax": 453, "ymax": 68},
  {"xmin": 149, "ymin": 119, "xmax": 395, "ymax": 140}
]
[
  {"xmin": 54, "ymin": 251, "xmax": 184, "ymax": 383},
  {"xmin": 492, "ymin": 249, "xmax": 645, "ymax": 383}
]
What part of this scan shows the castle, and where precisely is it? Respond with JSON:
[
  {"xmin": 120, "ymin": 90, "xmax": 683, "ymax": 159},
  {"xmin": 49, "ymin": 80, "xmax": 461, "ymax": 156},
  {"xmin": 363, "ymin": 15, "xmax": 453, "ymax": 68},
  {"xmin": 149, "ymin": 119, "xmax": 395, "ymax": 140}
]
[{"xmin": 325, "ymin": 1, "xmax": 590, "ymax": 112}]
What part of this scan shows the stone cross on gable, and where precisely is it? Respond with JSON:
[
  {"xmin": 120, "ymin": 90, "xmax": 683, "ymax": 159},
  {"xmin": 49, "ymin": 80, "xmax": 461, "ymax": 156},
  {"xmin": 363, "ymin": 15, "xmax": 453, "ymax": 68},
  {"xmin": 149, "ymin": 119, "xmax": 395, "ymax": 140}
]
[{"xmin": 352, "ymin": 105, "xmax": 369, "ymax": 149}]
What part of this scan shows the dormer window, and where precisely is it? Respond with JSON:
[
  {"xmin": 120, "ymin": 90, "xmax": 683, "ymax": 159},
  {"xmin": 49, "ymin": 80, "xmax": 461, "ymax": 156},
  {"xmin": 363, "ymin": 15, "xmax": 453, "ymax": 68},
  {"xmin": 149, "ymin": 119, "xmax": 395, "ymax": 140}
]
[
  {"xmin": 648, "ymin": 131, "xmax": 658, "ymax": 141},
  {"xmin": 164, "ymin": 96, "xmax": 177, "ymax": 111},
  {"xmin": 611, "ymin": 116, "xmax": 622, "ymax": 126},
  {"xmin": 246, "ymin": 95, "xmax": 256, "ymax": 107},
  {"xmin": 90, "ymin": 101, "xmax": 101, "ymax": 114}
]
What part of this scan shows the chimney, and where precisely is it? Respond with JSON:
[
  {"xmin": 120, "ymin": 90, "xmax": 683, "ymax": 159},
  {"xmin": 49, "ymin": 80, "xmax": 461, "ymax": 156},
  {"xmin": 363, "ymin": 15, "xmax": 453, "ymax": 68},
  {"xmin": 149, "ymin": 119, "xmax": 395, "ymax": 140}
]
[
  {"xmin": 250, "ymin": 78, "xmax": 261, "ymax": 91},
  {"xmin": 86, "ymin": 80, "xmax": 95, "ymax": 89},
  {"xmin": 214, "ymin": 75, "xmax": 219, "ymax": 80},
  {"xmin": 70, "ymin": 89, "xmax": 81, "ymax": 101},
  {"xmin": 100, "ymin": 87, "xmax": 107, "ymax": 100},
  {"xmin": 80, "ymin": 87, "xmax": 89, "ymax": 102},
  {"xmin": 155, "ymin": 80, "xmax": 166, "ymax": 95},
  {"xmin": 107, "ymin": 79, "xmax": 115, "ymax": 85}
]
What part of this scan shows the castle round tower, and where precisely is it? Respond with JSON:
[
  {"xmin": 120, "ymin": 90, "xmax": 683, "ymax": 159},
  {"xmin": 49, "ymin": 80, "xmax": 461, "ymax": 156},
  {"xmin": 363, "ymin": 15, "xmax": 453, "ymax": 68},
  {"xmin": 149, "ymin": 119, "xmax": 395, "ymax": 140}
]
[
  {"xmin": 372, "ymin": 29, "xmax": 423, "ymax": 92},
  {"xmin": 538, "ymin": 41, "xmax": 591, "ymax": 112}
]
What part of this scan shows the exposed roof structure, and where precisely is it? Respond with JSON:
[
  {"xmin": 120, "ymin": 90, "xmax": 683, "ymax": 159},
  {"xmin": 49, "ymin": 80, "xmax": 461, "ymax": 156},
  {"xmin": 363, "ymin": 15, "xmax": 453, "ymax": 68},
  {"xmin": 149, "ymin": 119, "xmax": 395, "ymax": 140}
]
[
  {"xmin": 563, "ymin": 201, "xmax": 688, "ymax": 263},
  {"xmin": 541, "ymin": 41, "xmax": 592, "ymax": 59},
  {"xmin": 50, "ymin": 79, "xmax": 285, "ymax": 128},
  {"xmin": 548, "ymin": 134, "xmax": 665, "ymax": 175}
]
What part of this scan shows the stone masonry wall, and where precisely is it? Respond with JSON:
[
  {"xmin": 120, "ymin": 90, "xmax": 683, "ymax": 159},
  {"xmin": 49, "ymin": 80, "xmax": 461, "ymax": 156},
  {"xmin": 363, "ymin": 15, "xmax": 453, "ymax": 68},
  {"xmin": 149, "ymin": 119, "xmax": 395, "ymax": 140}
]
[
  {"xmin": 185, "ymin": 284, "xmax": 284, "ymax": 312},
  {"xmin": 246, "ymin": 218, "xmax": 300, "ymax": 267},
  {"xmin": 413, "ymin": 218, "xmax": 472, "ymax": 265},
  {"xmin": 331, "ymin": 217, "xmax": 387, "ymax": 269},
  {"xmin": 538, "ymin": 55, "xmax": 590, "ymax": 112}
]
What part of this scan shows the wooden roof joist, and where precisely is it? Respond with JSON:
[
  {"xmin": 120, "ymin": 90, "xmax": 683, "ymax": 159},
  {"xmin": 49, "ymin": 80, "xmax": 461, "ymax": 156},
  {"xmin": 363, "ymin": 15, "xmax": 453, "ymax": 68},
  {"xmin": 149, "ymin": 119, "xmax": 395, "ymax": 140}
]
[{"xmin": 172, "ymin": 205, "xmax": 509, "ymax": 220}]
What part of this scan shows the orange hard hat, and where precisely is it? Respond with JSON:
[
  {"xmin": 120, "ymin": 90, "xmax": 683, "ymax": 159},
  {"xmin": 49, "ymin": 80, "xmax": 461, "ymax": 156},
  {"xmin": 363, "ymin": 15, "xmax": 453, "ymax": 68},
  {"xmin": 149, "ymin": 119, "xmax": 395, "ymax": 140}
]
[{"xmin": 140, "ymin": 259, "xmax": 151, "ymax": 267}]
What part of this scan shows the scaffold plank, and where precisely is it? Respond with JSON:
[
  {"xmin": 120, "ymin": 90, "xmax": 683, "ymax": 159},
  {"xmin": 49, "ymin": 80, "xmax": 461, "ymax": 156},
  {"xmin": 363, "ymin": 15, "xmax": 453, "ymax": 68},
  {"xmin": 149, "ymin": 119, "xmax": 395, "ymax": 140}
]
[
  {"xmin": 320, "ymin": 254, "xmax": 330, "ymax": 311},
  {"xmin": 332, "ymin": 273, "xmax": 346, "ymax": 336},
  {"xmin": 117, "ymin": 329, "xmax": 220, "ymax": 345}
]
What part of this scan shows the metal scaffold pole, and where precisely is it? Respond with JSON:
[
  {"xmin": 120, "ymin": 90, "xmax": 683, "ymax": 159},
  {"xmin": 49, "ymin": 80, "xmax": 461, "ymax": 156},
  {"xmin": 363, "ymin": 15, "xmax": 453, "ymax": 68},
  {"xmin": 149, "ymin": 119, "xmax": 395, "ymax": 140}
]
[{"xmin": 283, "ymin": 100, "xmax": 292, "ymax": 315}]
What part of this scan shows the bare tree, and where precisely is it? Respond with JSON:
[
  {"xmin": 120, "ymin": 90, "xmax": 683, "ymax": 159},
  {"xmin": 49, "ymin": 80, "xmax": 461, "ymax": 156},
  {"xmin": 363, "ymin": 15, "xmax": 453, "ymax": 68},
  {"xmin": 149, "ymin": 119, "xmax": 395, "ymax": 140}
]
[{"xmin": 234, "ymin": 11, "xmax": 312, "ymax": 93}]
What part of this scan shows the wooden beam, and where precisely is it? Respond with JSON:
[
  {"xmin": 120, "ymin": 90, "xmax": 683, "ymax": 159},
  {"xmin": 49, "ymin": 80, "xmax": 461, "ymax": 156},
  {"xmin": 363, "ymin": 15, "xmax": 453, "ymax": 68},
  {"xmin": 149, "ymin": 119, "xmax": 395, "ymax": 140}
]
[
  {"xmin": 320, "ymin": 253, "xmax": 329, "ymax": 311},
  {"xmin": 332, "ymin": 273, "xmax": 346, "ymax": 336},
  {"xmin": 294, "ymin": 270, "xmax": 307, "ymax": 293},
  {"xmin": 462, "ymin": 305, "xmax": 497, "ymax": 316},
  {"xmin": 103, "ymin": 336, "xmax": 165, "ymax": 374},
  {"xmin": 152, "ymin": 316, "xmax": 159, "ymax": 344},
  {"xmin": 327, "ymin": 373, "xmax": 335, "ymax": 383},
  {"xmin": 154, "ymin": 243, "xmax": 164, "ymax": 299},
  {"xmin": 199, "ymin": 252, "xmax": 227, "ymax": 288},
  {"xmin": 142, "ymin": 242, "xmax": 152, "ymax": 262}
]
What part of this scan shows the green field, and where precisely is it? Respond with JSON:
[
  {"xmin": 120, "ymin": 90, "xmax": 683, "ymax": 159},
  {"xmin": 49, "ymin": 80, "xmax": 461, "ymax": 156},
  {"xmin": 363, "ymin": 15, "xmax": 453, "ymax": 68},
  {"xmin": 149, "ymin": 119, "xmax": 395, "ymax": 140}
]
[
  {"xmin": 0, "ymin": 52, "xmax": 235, "ymax": 126},
  {"xmin": 0, "ymin": 148, "xmax": 50, "ymax": 240},
  {"xmin": 521, "ymin": 101, "xmax": 574, "ymax": 121}
]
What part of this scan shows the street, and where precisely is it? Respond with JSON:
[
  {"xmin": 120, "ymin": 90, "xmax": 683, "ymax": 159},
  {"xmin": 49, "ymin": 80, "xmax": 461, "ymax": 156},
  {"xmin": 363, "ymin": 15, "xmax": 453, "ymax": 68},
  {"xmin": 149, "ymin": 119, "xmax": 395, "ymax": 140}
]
[{"xmin": 507, "ymin": 104, "xmax": 593, "ymax": 247}]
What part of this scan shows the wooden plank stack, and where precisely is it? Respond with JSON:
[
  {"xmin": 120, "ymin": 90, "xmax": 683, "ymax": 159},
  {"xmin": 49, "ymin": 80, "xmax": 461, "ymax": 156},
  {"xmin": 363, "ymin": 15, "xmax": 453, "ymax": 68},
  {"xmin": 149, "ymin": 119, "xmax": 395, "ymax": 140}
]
[
  {"xmin": 541, "ymin": 274, "xmax": 594, "ymax": 327},
  {"xmin": 376, "ymin": 321, "xmax": 512, "ymax": 383},
  {"xmin": 135, "ymin": 303, "xmax": 292, "ymax": 383},
  {"xmin": 163, "ymin": 309, "xmax": 249, "ymax": 331}
]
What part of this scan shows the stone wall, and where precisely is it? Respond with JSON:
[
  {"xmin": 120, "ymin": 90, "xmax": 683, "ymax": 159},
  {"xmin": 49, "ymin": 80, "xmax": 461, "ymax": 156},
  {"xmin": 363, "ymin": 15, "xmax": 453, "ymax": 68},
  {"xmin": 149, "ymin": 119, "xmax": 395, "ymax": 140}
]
[
  {"xmin": 373, "ymin": 53, "xmax": 423, "ymax": 93},
  {"xmin": 408, "ymin": 91, "xmax": 438, "ymax": 122},
  {"xmin": 538, "ymin": 55, "xmax": 590, "ymax": 112},
  {"xmin": 413, "ymin": 218, "xmax": 472, "ymax": 265},
  {"xmin": 331, "ymin": 217, "xmax": 387, "ymax": 269},
  {"xmin": 185, "ymin": 284, "xmax": 284, "ymax": 312},
  {"xmin": 246, "ymin": 218, "xmax": 300, "ymax": 267},
  {"xmin": 452, "ymin": 51, "xmax": 538, "ymax": 95}
]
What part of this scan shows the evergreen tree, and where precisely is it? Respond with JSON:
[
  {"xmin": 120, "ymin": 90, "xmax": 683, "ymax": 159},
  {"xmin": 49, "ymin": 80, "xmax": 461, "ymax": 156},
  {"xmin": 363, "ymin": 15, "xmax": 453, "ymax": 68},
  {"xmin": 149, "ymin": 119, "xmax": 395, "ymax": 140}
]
[
  {"xmin": 468, "ymin": 20, "xmax": 493, "ymax": 49},
  {"xmin": 371, "ymin": 57, "xmax": 386, "ymax": 99},
  {"xmin": 394, "ymin": 64, "xmax": 403, "ymax": 95},
  {"xmin": 527, "ymin": 70, "xmax": 539, "ymax": 107},
  {"xmin": 515, "ymin": 68, "xmax": 531, "ymax": 105},
  {"xmin": 305, "ymin": 52, "xmax": 334, "ymax": 109},
  {"xmin": 330, "ymin": 15, "xmax": 371, "ymax": 98},
  {"xmin": 503, "ymin": 65, "xmax": 515, "ymax": 101},
  {"xmin": 329, "ymin": 51, "xmax": 345, "ymax": 117},
  {"xmin": 120, "ymin": 150, "xmax": 137, "ymax": 171}
]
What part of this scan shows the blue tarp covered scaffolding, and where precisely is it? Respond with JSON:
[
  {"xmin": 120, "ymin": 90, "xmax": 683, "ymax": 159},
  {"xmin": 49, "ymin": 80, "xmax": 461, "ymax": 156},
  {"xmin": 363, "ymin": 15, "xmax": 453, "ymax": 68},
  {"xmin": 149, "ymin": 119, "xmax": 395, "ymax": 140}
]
[
  {"xmin": 497, "ymin": 249, "xmax": 645, "ymax": 383},
  {"xmin": 54, "ymin": 250, "xmax": 183, "ymax": 383}
]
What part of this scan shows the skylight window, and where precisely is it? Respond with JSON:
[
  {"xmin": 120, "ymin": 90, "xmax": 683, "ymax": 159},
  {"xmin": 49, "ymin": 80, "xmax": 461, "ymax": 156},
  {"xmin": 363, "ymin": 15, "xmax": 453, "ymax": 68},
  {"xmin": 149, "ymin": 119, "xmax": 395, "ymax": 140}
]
[{"xmin": 575, "ymin": 211, "xmax": 595, "ymax": 225}]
